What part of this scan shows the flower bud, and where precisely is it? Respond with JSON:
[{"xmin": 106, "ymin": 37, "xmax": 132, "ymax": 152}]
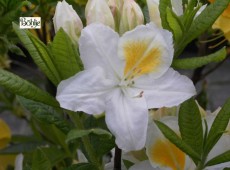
[
  {"xmin": 146, "ymin": 0, "xmax": 161, "ymax": 27},
  {"xmin": 53, "ymin": 0, "xmax": 83, "ymax": 44},
  {"xmin": 119, "ymin": 0, "xmax": 144, "ymax": 34},
  {"xmin": 85, "ymin": 0, "xmax": 115, "ymax": 29},
  {"xmin": 108, "ymin": 0, "xmax": 124, "ymax": 31}
]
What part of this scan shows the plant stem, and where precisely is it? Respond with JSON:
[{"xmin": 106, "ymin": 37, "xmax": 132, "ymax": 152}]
[
  {"xmin": 114, "ymin": 146, "xmax": 122, "ymax": 170},
  {"xmin": 67, "ymin": 111, "xmax": 103, "ymax": 170}
]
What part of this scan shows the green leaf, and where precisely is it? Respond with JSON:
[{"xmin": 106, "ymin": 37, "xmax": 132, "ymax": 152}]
[
  {"xmin": 0, "ymin": 142, "xmax": 46, "ymax": 154},
  {"xmin": 123, "ymin": 160, "xmax": 134, "ymax": 169},
  {"xmin": 66, "ymin": 128, "xmax": 112, "ymax": 143},
  {"xmin": 205, "ymin": 150, "xmax": 230, "ymax": 167},
  {"xmin": 0, "ymin": 69, "xmax": 59, "ymax": 107},
  {"xmin": 12, "ymin": 23, "xmax": 61, "ymax": 85},
  {"xmin": 159, "ymin": 0, "xmax": 171, "ymax": 30},
  {"xmin": 32, "ymin": 148, "xmax": 52, "ymax": 170},
  {"xmin": 18, "ymin": 96, "xmax": 71, "ymax": 134},
  {"xmin": 179, "ymin": 98, "xmax": 203, "ymax": 156},
  {"xmin": 172, "ymin": 47, "xmax": 227, "ymax": 69},
  {"xmin": 175, "ymin": 0, "xmax": 230, "ymax": 56},
  {"xmin": 64, "ymin": 163, "xmax": 97, "ymax": 170},
  {"xmin": 204, "ymin": 98, "xmax": 230, "ymax": 154},
  {"xmin": 40, "ymin": 147, "xmax": 68, "ymax": 166},
  {"xmin": 51, "ymin": 28, "xmax": 82, "ymax": 80},
  {"xmin": 166, "ymin": 7, "xmax": 183, "ymax": 43},
  {"xmin": 154, "ymin": 120, "xmax": 201, "ymax": 161}
]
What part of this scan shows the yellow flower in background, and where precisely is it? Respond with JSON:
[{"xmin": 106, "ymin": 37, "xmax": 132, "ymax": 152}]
[
  {"xmin": 0, "ymin": 119, "xmax": 11, "ymax": 149},
  {"xmin": 209, "ymin": 0, "xmax": 230, "ymax": 41},
  {"xmin": 0, "ymin": 119, "xmax": 16, "ymax": 170}
]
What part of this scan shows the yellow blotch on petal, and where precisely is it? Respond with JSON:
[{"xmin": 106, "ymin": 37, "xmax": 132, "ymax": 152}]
[
  {"xmin": 149, "ymin": 139, "xmax": 185, "ymax": 170},
  {"xmin": 0, "ymin": 119, "xmax": 11, "ymax": 149},
  {"xmin": 123, "ymin": 40, "xmax": 161, "ymax": 79}
]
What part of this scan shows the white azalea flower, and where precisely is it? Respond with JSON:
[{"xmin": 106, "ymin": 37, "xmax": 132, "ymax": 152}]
[
  {"xmin": 130, "ymin": 117, "xmax": 195, "ymax": 170},
  {"xmin": 56, "ymin": 22, "xmax": 196, "ymax": 151}
]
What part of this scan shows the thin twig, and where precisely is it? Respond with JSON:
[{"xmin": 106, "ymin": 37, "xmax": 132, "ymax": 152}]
[{"xmin": 114, "ymin": 146, "xmax": 122, "ymax": 170}]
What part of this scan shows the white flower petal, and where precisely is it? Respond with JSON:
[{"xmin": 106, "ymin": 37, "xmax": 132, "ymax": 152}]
[
  {"xmin": 15, "ymin": 153, "xmax": 23, "ymax": 170},
  {"xmin": 146, "ymin": 117, "xmax": 186, "ymax": 170},
  {"xmin": 146, "ymin": 0, "xmax": 162, "ymax": 27},
  {"xmin": 79, "ymin": 23, "xmax": 123, "ymax": 80},
  {"xmin": 130, "ymin": 160, "xmax": 155, "ymax": 170},
  {"xmin": 134, "ymin": 68, "xmax": 196, "ymax": 108},
  {"xmin": 118, "ymin": 22, "xmax": 174, "ymax": 80},
  {"xmin": 105, "ymin": 89, "xmax": 148, "ymax": 151},
  {"xmin": 171, "ymin": 0, "xmax": 183, "ymax": 16},
  {"xmin": 56, "ymin": 67, "xmax": 115, "ymax": 114}
]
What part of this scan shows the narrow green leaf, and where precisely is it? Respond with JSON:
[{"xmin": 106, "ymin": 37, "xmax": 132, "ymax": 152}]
[
  {"xmin": 166, "ymin": 7, "xmax": 183, "ymax": 43},
  {"xmin": 12, "ymin": 23, "xmax": 60, "ymax": 85},
  {"xmin": 66, "ymin": 129, "xmax": 112, "ymax": 143},
  {"xmin": 205, "ymin": 98, "xmax": 230, "ymax": 154},
  {"xmin": 0, "ymin": 69, "xmax": 59, "ymax": 107},
  {"xmin": 206, "ymin": 150, "xmax": 230, "ymax": 167},
  {"xmin": 155, "ymin": 120, "xmax": 201, "ymax": 161},
  {"xmin": 172, "ymin": 47, "xmax": 227, "ymax": 69},
  {"xmin": 179, "ymin": 98, "xmax": 203, "ymax": 155},
  {"xmin": 18, "ymin": 96, "xmax": 71, "ymax": 134},
  {"xmin": 175, "ymin": 0, "xmax": 230, "ymax": 56},
  {"xmin": 51, "ymin": 28, "xmax": 82, "ymax": 80},
  {"xmin": 41, "ymin": 147, "xmax": 68, "ymax": 166},
  {"xmin": 64, "ymin": 163, "xmax": 97, "ymax": 170},
  {"xmin": 32, "ymin": 149, "xmax": 52, "ymax": 170},
  {"xmin": 0, "ymin": 142, "xmax": 46, "ymax": 154},
  {"xmin": 159, "ymin": 0, "xmax": 171, "ymax": 30}
]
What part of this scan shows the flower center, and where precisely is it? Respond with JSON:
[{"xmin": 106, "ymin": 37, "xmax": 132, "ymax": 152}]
[{"xmin": 122, "ymin": 39, "xmax": 161, "ymax": 80}]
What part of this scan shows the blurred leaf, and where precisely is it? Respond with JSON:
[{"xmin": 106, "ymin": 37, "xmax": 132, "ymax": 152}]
[
  {"xmin": 66, "ymin": 129, "xmax": 112, "ymax": 143},
  {"xmin": 154, "ymin": 120, "xmax": 201, "ymax": 161},
  {"xmin": 166, "ymin": 7, "xmax": 183, "ymax": 43},
  {"xmin": 205, "ymin": 150, "xmax": 230, "ymax": 167},
  {"xmin": 51, "ymin": 28, "xmax": 82, "ymax": 80},
  {"xmin": 18, "ymin": 96, "xmax": 71, "ymax": 134},
  {"xmin": 64, "ymin": 163, "xmax": 97, "ymax": 170},
  {"xmin": 11, "ymin": 135, "xmax": 41, "ymax": 143},
  {"xmin": 172, "ymin": 47, "xmax": 227, "ymax": 69},
  {"xmin": 0, "ymin": 69, "xmax": 59, "ymax": 107},
  {"xmin": 179, "ymin": 98, "xmax": 203, "ymax": 157},
  {"xmin": 13, "ymin": 23, "xmax": 61, "ymax": 86},
  {"xmin": 159, "ymin": 0, "xmax": 171, "ymax": 30},
  {"xmin": 204, "ymin": 98, "xmax": 230, "ymax": 154},
  {"xmin": 123, "ymin": 160, "xmax": 134, "ymax": 169},
  {"xmin": 41, "ymin": 147, "xmax": 68, "ymax": 166},
  {"xmin": 32, "ymin": 148, "xmax": 52, "ymax": 170},
  {"xmin": 83, "ymin": 115, "xmax": 115, "ymax": 157},
  {"xmin": 8, "ymin": 44, "xmax": 26, "ymax": 57},
  {"xmin": 175, "ymin": 0, "xmax": 230, "ymax": 56},
  {"xmin": 33, "ymin": 121, "xmax": 69, "ymax": 153},
  {"xmin": 0, "ymin": 142, "xmax": 46, "ymax": 154}
]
